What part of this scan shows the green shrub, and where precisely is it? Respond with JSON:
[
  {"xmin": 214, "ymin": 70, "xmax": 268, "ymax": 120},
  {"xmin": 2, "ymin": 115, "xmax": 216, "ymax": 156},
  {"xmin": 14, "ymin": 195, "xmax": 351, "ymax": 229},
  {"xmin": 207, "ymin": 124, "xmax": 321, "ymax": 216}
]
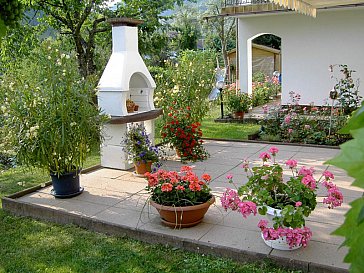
[
  {"xmin": 0, "ymin": 39, "xmax": 107, "ymax": 175},
  {"xmin": 153, "ymin": 50, "xmax": 216, "ymax": 123}
]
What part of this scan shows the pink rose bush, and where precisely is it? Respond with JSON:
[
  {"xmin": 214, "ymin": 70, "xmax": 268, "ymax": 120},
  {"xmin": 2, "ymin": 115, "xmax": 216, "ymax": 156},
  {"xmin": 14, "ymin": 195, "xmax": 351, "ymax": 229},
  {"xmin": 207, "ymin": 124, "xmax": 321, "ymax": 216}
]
[
  {"xmin": 146, "ymin": 166, "xmax": 212, "ymax": 207},
  {"xmin": 221, "ymin": 146, "xmax": 343, "ymax": 249}
]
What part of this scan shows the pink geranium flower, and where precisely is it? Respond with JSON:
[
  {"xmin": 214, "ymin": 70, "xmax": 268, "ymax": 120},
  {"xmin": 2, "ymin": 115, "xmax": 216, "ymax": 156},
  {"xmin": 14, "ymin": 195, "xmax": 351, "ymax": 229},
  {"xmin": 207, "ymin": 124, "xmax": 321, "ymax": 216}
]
[
  {"xmin": 259, "ymin": 152, "xmax": 271, "ymax": 161},
  {"xmin": 269, "ymin": 147, "xmax": 279, "ymax": 156},
  {"xmin": 238, "ymin": 201, "xmax": 257, "ymax": 218},
  {"xmin": 285, "ymin": 159, "xmax": 297, "ymax": 168},
  {"xmin": 323, "ymin": 170, "xmax": 334, "ymax": 180}
]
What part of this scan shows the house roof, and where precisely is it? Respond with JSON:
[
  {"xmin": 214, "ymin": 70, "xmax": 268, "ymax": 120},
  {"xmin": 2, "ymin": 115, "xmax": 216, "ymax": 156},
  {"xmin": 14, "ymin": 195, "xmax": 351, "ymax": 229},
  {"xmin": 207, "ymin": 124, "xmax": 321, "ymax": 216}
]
[
  {"xmin": 219, "ymin": 0, "xmax": 364, "ymax": 18},
  {"xmin": 269, "ymin": 0, "xmax": 364, "ymax": 17}
]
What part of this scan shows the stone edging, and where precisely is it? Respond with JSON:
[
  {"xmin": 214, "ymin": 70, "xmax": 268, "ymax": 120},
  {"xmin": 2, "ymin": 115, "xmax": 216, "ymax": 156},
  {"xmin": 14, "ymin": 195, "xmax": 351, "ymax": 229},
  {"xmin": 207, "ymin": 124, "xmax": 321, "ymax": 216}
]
[{"xmin": 1, "ymin": 195, "xmax": 348, "ymax": 273}]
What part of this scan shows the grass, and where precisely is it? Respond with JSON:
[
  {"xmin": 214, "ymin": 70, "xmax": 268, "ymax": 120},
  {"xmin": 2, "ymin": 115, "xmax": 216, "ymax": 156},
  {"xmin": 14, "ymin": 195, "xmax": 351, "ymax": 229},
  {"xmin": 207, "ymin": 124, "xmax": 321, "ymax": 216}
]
[
  {"xmin": 201, "ymin": 106, "xmax": 260, "ymax": 140},
  {"xmin": 155, "ymin": 104, "xmax": 261, "ymax": 143},
  {"xmin": 0, "ymin": 116, "xmax": 295, "ymax": 273}
]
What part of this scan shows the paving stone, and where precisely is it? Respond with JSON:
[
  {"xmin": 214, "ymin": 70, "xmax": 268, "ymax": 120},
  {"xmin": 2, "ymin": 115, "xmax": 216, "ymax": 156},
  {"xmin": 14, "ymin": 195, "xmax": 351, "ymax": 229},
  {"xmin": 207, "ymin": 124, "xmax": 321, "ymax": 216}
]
[
  {"xmin": 307, "ymin": 203, "xmax": 348, "ymax": 225},
  {"xmin": 270, "ymin": 240, "xmax": 349, "ymax": 271},
  {"xmin": 73, "ymin": 188, "xmax": 130, "ymax": 206},
  {"xmin": 53, "ymin": 199, "xmax": 110, "ymax": 217},
  {"xmin": 93, "ymin": 206, "xmax": 153, "ymax": 228},
  {"xmin": 83, "ymin": 168, "xmax": 128, "ymax": 179},
  {"xmin": 199, "ymin": 225, "xmax": 272, "ymax": 254},
  {"xmin": 18, "ymin": 191, "xmax": 63, "ymax": 207},
  {"xmin": 114, "ymin": 193, "xmax": 151, "ymax": 212},
  {"xmin": 138, "ymin": 216, "xmax": 215, "ymax": 241}
]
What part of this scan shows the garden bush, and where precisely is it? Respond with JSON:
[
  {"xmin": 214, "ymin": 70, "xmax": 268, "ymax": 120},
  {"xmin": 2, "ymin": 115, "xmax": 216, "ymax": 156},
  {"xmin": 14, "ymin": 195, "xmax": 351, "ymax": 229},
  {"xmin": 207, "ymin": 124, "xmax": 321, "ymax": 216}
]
[
  {"xmin": 252, "ymin": 72, "xmax": 281, "ymax": 107},
  {"xmin": 260, "ymin": 91, "xmax": 350, "ymax": 145},
  {"xmin": 153, "ymin": 50, "xmax": 216, "ymax": 123}
]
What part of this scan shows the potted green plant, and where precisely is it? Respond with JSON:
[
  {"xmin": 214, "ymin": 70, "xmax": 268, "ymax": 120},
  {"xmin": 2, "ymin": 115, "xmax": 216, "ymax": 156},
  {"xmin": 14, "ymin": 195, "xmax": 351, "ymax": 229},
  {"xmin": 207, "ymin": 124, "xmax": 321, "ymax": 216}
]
[
  {"xmin": 226, "ymin": 92, "xmax": 251, "ymax": 119},
  {"xmin": 1, "ymin": 41, "xmax": 108, "ymax": 198},
  {"xmin": 145, "ymin": 165, "xmax": 215, "ymax": 228},
  {"xmin": 221, "ymin": 146, "xmax": 343, "ymax": 250},
  {"xmin": 122, "ymin": 123, "xmax": 161, "ymax": 176}
]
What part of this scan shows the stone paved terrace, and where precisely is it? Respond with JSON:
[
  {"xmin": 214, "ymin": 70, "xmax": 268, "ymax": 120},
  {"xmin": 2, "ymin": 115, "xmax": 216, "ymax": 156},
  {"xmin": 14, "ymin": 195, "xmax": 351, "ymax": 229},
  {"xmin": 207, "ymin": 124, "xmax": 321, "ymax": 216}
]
[{"xmin": 2, "ymin": 140, "xmax": 363, "ymax": 273}]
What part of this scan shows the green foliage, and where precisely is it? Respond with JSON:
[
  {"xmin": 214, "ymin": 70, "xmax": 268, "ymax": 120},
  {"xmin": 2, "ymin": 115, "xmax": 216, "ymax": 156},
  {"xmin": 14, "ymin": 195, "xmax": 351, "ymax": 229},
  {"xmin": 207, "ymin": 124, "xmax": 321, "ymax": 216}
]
[
  {"xmin": 253, "ymin": 34, "xmax": 281, "ymax": 50},
  {"xmin": 1, "ymin": 40, "xmax": 108, "ymax": 175},
  {"xmin": 332, "ymin": 64, "xmax": 362, "ymax": 115},
  {"xmin": 252, "ymin": 72, "xmax": 280, "ymax": 107},
  {"xmin": 260, "ymin": 91, "xmax": 350, "ymax": 145},
  {"xmin": 154, "ymin": 49, "xmax": 216, "ymax": 123},
  {"xmin": 226, "ymin": 91, "xmax": 251, "ymax": 113},
  {"xmin": 326, "ymin": 104, "xmax": 364, "ymax": 273},
  {"xmin": 0, "ymin": 0, "xmax": 24, "ymax": 28},
  {"xmin": 0, "ymin": 13, "xmax": 47, "ymax": 73}
]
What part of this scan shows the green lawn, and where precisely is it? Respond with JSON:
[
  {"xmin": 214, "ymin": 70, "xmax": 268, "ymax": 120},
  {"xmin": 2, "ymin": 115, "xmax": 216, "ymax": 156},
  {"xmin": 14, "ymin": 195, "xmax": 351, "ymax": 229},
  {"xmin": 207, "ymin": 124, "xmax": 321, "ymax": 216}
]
[
  {"xmin": 201, "ymin": 106, "xmax": 260, "ymax": 140},
  {"xmin": 155, "ymin": 105, "xmax": 261, "ymax": 143}
]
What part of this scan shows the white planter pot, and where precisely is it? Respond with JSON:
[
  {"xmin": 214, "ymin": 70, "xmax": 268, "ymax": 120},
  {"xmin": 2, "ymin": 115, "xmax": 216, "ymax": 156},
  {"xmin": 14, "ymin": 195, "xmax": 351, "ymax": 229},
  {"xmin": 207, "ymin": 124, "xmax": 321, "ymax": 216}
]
[
  {"xmin": 261, "ymin": 233, "xmax": 302, "ymax": 251},
  {"xmin": 263, "ymin": 206, "xmax": 302, "ymax": 250},
  {"xmin": 266, "ymin": 205, "xmax": 282, "ymax": 222}
]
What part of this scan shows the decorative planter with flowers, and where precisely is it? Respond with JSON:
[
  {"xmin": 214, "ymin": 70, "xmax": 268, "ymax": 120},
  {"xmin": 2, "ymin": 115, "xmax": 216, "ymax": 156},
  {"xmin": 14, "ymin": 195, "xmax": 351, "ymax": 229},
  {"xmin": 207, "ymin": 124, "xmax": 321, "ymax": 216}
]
[
  {"xmin": 122, "ymin": 123, "xmax": 161, "ymax": 176},
  {"xmin": 161, "ymin": 106, "xmax": 209, "ymax": 162},
  {"xmin": 145, "ymin": 166, "xmax": 214, "ymax": 228},
  {"xmin": 221, "ymin": 147, "xmax": 343, "ymax": 250},
  {"xmin": 226, "ymin": 92, "xmax": 251, "ymax": 119},
  {"xmin": 1, "ymin": 41, "xmax": 108, "ymax": 198}
]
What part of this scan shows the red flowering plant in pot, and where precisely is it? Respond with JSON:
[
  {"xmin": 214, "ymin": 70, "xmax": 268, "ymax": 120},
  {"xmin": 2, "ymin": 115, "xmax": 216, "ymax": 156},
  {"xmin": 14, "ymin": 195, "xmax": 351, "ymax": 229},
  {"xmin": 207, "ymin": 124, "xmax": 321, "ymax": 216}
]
[
  {"xmin": 161, "ymin": 106, "xmax": 209, "ymax": 162},
  {"xmin": 145, "ymin": 166, "xmax": 215, "ymax": 228},
  {"xmin": 221, "ymin": 147, "xmax": 343, "ymax": 250}
]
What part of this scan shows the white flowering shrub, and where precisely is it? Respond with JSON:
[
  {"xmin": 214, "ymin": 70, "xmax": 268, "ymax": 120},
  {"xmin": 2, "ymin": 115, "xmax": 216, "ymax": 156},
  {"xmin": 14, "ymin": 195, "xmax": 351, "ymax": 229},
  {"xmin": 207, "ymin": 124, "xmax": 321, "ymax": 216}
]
[
  {"xmin": 153, "ymin": 50, "xmax": 216, "ymax": 123},
  {"xmin": 0, "ymin": 40, "xmax": 108, "ymax": 175}
]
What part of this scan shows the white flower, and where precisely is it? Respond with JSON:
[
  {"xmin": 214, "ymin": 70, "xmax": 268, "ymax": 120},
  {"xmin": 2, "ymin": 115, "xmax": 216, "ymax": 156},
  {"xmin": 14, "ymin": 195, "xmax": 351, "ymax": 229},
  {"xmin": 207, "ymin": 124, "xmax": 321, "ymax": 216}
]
[
  {"xmin": 0, "ymin": 105, "xmax": 6, "ymax": 112},
  {"xmin": 48, "ymin": 46, "xmax": 51, "ymax": 50},
  {"xmin": 65, "ymin": 55, "xmax": 70, "ymax": 59},
  {"xmin": 55, "ymin": 49, "xmax": 59, "ymax": 52},
  {"xmin": 47, "ymin": 56, "xmax": 51, "ymax": 60},
  {"xmin": 70, "ymin": 122, "xmax": 77, "ymax": 127},
  {"xmin": 61, "ymin": 53, "xmax": 65, "ymax": 59},
  {"xmin": 53, "ymin": 152, "xmax": 57, "ymax": 156}
]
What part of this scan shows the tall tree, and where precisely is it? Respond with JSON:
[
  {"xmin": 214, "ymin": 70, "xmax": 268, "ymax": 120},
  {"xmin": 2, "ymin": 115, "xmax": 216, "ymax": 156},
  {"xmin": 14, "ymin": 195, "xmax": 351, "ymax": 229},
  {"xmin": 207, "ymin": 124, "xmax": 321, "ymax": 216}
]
[
  {"xmin": 28, "ymin": 0, "xmax": 112, "ymax": 78},
  {"xmin": 203, "ymin": 0, "xmax": 236, "ymax": 82}
]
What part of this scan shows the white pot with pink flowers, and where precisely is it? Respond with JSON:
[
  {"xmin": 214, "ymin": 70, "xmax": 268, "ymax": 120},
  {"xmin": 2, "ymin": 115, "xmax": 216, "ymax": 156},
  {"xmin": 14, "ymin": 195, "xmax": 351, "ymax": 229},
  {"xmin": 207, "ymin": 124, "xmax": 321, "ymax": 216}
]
[{"xmin": 222, "ymin": 147, "xmax": 343, "ymax": 250}]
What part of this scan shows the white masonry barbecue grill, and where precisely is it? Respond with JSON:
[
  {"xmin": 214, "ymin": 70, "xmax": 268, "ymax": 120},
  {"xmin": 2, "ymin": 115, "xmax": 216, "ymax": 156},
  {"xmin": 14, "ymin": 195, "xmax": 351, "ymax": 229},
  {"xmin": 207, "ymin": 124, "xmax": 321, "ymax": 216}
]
[{"xmin": 98, "ymin": 17, "xmax": 162, "ymax": 170}]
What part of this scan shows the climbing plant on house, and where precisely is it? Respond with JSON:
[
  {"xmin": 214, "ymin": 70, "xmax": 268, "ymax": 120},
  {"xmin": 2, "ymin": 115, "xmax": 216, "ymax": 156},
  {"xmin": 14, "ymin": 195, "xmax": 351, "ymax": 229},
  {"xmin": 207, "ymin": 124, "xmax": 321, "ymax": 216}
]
[{"xmin": 327, "ymin": 103, "xmax": 364, "ymax": 273}]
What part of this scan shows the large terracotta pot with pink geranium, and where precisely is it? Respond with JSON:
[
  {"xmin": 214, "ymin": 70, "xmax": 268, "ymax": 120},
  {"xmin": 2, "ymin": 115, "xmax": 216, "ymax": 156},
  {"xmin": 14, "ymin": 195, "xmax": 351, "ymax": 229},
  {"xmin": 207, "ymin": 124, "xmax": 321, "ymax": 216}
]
[
  {"xmin": 222, "ymin": 146, "xmax": 343, "ymax": 250},
  {"xmin": 145, "ymin": 166, "xmax": 215, "ymax": 228}
]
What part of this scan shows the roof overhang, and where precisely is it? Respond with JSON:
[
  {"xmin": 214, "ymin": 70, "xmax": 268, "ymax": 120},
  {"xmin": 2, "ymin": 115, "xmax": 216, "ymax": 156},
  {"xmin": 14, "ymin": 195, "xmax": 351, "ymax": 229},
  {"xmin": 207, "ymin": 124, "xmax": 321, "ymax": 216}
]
[
  {"xmin": 269, "ymin": 0, "xmax": 364, "ymax": 17},
  {"xmin": 218, "ymin": 0, "xmax": 364, "ymax": 18}
]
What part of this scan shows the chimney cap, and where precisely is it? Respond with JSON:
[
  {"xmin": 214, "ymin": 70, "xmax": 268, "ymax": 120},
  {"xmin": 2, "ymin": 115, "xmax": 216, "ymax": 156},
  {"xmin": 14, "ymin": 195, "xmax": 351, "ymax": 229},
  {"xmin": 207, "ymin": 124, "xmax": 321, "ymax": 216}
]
[{"xmin": 107, "ymin": 17, "xmax": 143, "ymax": 27}]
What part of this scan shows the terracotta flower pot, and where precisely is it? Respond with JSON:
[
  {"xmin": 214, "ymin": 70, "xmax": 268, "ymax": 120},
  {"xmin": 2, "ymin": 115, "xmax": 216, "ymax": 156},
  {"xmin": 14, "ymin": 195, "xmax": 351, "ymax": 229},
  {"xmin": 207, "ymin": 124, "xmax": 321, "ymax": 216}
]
[
  {"xmin": 150, "ymin": 196, "xmax": 215, "ymax": 228},
  {"xmin": 134, "ymin": 161, "xmax": 152, "ymax": 176},
  {"xmin": 176, "ymin": 149, "xmax": 181, "ymax": 157},
  {"xmin": 233, "ymin": 111, "xmax": 244, "ymax": 119}
]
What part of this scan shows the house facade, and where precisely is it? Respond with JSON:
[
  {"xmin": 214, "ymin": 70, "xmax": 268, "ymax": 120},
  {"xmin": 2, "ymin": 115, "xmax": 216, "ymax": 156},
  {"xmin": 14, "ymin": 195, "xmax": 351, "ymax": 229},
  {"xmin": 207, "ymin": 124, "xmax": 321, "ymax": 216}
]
[{"xmin": 223, "ymin": 1, "xmax": 364, "ymax": 105}]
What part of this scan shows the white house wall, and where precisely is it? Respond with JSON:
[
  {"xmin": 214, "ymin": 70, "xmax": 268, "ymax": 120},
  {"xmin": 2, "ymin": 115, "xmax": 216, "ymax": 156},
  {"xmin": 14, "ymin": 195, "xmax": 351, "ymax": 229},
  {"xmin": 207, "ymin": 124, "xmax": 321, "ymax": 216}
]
[{"xmin": 238, "ymin": 7, "xmax": 364, "ymax": 105}]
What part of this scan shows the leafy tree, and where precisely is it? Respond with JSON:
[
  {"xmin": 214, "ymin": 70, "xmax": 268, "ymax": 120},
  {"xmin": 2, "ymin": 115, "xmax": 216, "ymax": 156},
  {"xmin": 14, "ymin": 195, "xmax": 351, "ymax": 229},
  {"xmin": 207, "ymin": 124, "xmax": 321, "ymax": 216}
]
[
  {"xmin": 171, "ymin": 2, "xmax": 201, "ymax": 51},
  {"xmin": 0, "ymin": 10, "xmax": 47, "ymax": 73},
  {"xmin": 203, "ymin": 0, "xmax": 236, "ymax": 82},
  {"xmin": 0, "ymin": 0, "xmax": 24, "ymax": 37},
  {"xmin": 26, "ymin": 0, "xmax": 113, "ymax": 78},
  {"xmin": 327, "ymin": 105, "xmax": 364, "ymax": 273},
  {"xmin": 253, "ymin": 34, "xmax": 281, "ymax": 50}
]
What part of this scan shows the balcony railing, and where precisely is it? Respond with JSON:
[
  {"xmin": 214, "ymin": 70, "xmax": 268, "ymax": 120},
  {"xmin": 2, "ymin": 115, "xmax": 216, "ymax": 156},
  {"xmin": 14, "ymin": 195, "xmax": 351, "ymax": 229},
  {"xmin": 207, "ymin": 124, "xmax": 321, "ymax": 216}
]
[{"xmin": 224, "ymin": 0, "xmax": 270, "ymax": 7}]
